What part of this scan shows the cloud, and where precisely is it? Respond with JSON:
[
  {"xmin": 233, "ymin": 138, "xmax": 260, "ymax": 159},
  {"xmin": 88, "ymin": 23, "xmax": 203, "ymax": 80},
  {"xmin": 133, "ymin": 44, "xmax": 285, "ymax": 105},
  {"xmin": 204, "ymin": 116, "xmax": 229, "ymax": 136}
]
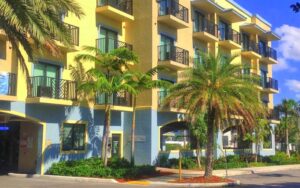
[
  {"xmin": 274, "ymin": 25, "xmax": 300, "ymax": 72},
  {"xmin": 285, "ymin": 79, "xmax": 300, "ymax": 93}
]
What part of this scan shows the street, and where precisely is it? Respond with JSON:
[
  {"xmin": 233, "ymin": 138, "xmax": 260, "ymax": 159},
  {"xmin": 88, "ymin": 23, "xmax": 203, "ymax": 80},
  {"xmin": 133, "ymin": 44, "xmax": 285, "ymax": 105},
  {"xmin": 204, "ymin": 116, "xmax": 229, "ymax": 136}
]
[
  {"xmin": 232, "ymin": 169, "xmax": 300, "ymax": 187},
  {"xmin": 1, "ymin": 169, "xmax": 300, "ymax": 188}
]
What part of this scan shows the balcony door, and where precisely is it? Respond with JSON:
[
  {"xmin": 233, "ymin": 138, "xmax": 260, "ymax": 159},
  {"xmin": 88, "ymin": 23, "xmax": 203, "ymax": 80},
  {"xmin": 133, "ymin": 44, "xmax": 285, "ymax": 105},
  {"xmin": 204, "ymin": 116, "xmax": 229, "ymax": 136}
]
[
  {"xmin": 259, "ymin": 40, "xmax": 267, "ymax": 56},
  {"xmin": 159, "ymin": 0, "xmax": 179, "ymax": 16},
  {"xmin": 194, "ymin": 11, "xmax": 205, "ymax": 32},
  {"xmin": 160, "ymin": 34, "xmax": 174, "ymax": 61},
  {"xmin": 33, "ymin": 63, "xmax": 60, "ymax": 98},
  {"xmin": 99, "ymin": 27, "xmax": 118, "ymax": 53},
  {"xmin": 219, "ymin": 20, "xmax": 229, "ymax": 40},
  {"xmin": 241, "ymin": 33, "xmax": 250, "ymax": 50},
  {"xmin": 260, "ymin": 69, "xmax": 268, "ymax": 88}
]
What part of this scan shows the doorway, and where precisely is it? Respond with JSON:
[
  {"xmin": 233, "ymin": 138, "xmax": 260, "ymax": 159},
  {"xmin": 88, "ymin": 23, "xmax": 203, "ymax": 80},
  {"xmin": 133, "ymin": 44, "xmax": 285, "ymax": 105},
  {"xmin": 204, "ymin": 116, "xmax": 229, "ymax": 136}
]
[{"xmin": 0, "ymin": 122, "xmax": 20, "ymax": 174}]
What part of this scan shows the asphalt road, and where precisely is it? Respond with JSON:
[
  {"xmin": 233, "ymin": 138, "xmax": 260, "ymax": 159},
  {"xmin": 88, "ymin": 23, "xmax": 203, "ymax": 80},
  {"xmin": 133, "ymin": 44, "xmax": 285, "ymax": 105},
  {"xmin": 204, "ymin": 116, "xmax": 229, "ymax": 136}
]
[
  {"xmin": 232, "ymin": 169, "xmax": 300, "ymax": 187},
  {"xmin": 1, "ymin": 169, "xmax": 300, "ymax": 188}
]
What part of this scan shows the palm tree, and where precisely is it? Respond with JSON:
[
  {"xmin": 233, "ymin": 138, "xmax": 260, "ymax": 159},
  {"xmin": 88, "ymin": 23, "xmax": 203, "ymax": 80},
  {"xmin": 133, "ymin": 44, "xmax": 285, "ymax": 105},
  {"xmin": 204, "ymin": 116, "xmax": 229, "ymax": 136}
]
[
  {"xmin": 75, "ymin": 47, "xmax": 138, "ymax": 166},
  {"xmin": 127, "ymin": 67, "xmax": 171, "ymax": 165},
  {"xmin": 245, "ymin": 119, "xmax": 271, "ymax": 162},
  {"xmin": 163, "ymin": 53, "xmax": 265, "ymax": 177},
  {"xmin": 79, "ymin": 70, "xmax": 136, "ymax": 166},
  {"xmin": 277, "ymin": 99, "xmax": 299, "ymax": 157},
  {"xmin": 190, "ymin": 113, "xmax": 207, "ymax": 168},
  {"xmin": 0, "ymin": 0, "xmax": 84, "ymax": 80}
]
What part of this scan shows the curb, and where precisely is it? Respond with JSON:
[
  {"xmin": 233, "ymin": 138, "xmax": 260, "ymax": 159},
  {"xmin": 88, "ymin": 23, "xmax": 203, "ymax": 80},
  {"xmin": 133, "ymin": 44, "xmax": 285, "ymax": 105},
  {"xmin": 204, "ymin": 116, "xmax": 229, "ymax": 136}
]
[
  {"xmin": 8, "ymin": 173, "xmax": 117, "ymax": 184},
  {"xmin": 157, "ymin": 164, "xmax": 300, "ymax": 177},
  {"xmin": 150, "ymin": 180, "xmax": 240, "ymax": 187}
]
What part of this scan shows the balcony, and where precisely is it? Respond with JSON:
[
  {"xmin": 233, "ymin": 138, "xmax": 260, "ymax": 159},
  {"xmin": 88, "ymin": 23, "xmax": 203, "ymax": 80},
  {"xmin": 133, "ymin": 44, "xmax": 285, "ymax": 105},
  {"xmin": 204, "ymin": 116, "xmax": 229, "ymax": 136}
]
[
  {"xmin": 193, "ymin": 19, "xmax": 219, "ymax": 42},
  {"xmin": 27, "ymin": 76, "xmax": 77, "ymax": 105},
  {"xmin": 260, "ymin": 46, "xmax": 278, "ymax": 64},
  {"xmin": 241, "ymin": 42, "xmax": 262, "ymax": 59},
  {"xmin": 158, "ymin": 0, "xmax": 189, "ymax": 29},
  {"xmin": 268, "ymin": 109, "xmax": 280, "ymax": 124},
  {"xmin": 158, "ymin": 90, "xmax": 186, "ymax": 113},
  {"xmin": 53, "ymin": 23, "xmax": 80, "ymax": 51},
  {"xmin": 0, "ymin": 72, "xmax": 17, "ymax": 101},
  {"xmin": 262, "ymin": 77, "xmax": 279, "ymax": 94},
  {"xmin": 96, "ymin": 38, "xmax": 133, "ymax": 53},
  {"xmin": 96, "ymin": 0, "xmax": 134, "ymax": 22},
  {"xmin": 218, "ymin": 28, "xmax": 241, "ymax": 49},
  {"xmin": 95, "ymin": 92, "xmax": 132, "ymax": 111},
  {"xmin": 158, "ymin": 45, "xmax": 189, "ymax": 70}
]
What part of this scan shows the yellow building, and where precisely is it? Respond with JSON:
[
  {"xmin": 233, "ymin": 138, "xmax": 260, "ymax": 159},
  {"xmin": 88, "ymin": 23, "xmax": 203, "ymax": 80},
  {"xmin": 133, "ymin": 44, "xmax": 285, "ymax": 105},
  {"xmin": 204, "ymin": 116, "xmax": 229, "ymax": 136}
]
[{"xmin": 0, "ymin": 0, "xmax": 279, "ymax": 174}]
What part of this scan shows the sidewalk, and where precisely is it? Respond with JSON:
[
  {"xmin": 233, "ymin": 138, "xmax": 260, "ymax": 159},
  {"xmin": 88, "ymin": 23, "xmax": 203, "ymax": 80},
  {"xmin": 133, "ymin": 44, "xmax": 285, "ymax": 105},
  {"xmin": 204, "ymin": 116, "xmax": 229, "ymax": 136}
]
[{"xmin": 155, "ymin": 164, "xmax": 300, "ymax": 178}]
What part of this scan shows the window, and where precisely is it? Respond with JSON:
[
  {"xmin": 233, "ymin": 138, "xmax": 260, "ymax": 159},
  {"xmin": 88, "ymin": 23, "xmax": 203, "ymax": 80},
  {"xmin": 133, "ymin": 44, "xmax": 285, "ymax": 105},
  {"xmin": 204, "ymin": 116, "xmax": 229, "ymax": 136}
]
[
  {"xmin": 62, "ymin": 123, "xmax": 86, "ymax": 152},
  {"xmin": 0, "ymin": 40, "xmax": 6, "ymax": 60}
]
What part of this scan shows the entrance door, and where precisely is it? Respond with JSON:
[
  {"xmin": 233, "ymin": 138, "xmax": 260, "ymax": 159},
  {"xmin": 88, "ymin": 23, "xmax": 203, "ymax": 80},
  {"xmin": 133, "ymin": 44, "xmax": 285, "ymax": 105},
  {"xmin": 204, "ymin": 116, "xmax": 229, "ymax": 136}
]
[
  {"xmin": 99, "ymin": 27, "xmax": 118, "ymax": 53},
  {"xmin": 111, "ymin": 134, "xmax": 121, "ymax": 158},
  {"xmin": 0, "ymin": 123, "xmax": 20, "ymax": 174},
  {"xmin": 33, "ymin": 63, "xmax": 60, "ymax": 98}
]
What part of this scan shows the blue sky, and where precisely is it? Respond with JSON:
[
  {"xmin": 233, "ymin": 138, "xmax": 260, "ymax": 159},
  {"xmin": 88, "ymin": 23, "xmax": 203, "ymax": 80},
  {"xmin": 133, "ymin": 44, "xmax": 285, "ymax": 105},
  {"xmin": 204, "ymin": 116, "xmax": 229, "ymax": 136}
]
[{"xmin": 234, "ymin": 0, "xmax": 300, "ymax": 105}]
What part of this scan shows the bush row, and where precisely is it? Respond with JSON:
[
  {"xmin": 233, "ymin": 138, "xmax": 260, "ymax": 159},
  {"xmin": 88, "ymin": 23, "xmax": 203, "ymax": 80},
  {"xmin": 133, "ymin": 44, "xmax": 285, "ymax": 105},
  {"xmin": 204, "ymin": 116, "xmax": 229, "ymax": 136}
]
[
  {"xmin": 47, "ymin": 157, "xmax": 156, "ymax": 179},
  {"xmin": 157, "ymin": 152, "xmax": 300, "ymax": 170}
]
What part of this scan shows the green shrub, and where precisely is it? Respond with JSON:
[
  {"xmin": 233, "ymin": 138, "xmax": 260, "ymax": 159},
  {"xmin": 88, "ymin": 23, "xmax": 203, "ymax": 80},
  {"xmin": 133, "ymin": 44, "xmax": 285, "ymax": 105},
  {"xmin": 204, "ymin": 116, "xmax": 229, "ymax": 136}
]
[{"xmin": 47, "ymin": 157, "xmax": 157, "ymax": 179}]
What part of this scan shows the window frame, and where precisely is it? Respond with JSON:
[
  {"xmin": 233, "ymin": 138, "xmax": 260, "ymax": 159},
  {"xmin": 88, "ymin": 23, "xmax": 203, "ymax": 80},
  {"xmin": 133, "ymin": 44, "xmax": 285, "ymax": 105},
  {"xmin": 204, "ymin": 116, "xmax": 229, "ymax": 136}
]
[{"xmin": 60, "ymin": 121, "xmax": 88, "ymax": 154}]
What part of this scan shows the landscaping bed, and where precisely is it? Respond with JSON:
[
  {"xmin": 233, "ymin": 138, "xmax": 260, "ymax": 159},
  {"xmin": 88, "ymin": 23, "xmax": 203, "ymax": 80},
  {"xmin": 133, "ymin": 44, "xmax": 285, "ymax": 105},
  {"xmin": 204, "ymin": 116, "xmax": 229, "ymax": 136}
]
[
  {"xmin": 170, "ymin": 176, "xmax": 234, "ymax": 183},
  {"xmin": 158, "ymin": 152, "xmax": 300, "ymax": 170},
  {"xmin": 47, "ymin": 157, "xmax": 157, "ymax": 179}
]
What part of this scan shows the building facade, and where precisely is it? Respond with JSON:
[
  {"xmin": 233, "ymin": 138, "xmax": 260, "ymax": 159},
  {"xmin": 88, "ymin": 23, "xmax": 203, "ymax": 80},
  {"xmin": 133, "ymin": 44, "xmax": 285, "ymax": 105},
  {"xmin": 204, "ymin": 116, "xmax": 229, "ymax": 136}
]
[{"xmin": 0, "ymin": 0, "xmax": 280, "ymax": 174}]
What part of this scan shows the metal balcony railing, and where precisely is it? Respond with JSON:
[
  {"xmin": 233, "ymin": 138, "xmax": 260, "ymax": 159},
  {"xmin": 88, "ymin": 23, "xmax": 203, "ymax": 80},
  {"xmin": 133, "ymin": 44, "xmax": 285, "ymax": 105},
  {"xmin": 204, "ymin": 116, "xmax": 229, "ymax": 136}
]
[
  {"xmin": 194, "ymin": 18, "xmax": 218, "ymax": 37},
  {"xmin": 28, "ymin": 76, "xmax": 77, "ymax": 100},
  {"xmin": 0, "ymin": 72, "xmax": 17, "ymax": 96},
  {"xmin": 242, "ymin": 41, "xmax": 260, "ymax": 54},
  {"xmin": 52, "ymin": 22, "xmax": 79, "ymax": 46},
  {"xmin": 96, "ymin": 38, "xmax": 133, "ymax": 53},
  {"xmin": 219, "ymin": 28, "xmax": 241, "ymax": 45},
  {"xmin": 96, "ymin": 92, "xmax": 132, "ymax": 107},
  {"xmin": 259, "ymin": 46, "xmax": 277, "ymax": 60},
  {"xmin": 158, "ymin": 0, "xmax": 189, "ymax": 23},
  {"xmin": 265, "ymin": 77, "xmax": 279, "ymax": 90},
  {"xmin": 268, "ymin": 109, "xmax": 280, "ymax": 120},
  {"xmin": 158, "ymin": 45, "xmax": 189, "ymax": 65},
  {"xmin": 97, "ymin": 0, "xmax": 133, "ymax": 15}
]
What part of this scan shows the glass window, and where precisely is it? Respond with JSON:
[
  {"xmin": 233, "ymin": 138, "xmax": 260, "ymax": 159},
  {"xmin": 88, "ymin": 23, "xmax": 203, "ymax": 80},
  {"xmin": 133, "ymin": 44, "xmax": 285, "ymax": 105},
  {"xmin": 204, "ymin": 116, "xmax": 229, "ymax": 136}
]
[
  {"xmin": 0, "ymin": 40, "xmax": 6, "ymax": 60},
  {"xmin": 62, "ymin": 123, "xmax": 86, "ymax": 152}
]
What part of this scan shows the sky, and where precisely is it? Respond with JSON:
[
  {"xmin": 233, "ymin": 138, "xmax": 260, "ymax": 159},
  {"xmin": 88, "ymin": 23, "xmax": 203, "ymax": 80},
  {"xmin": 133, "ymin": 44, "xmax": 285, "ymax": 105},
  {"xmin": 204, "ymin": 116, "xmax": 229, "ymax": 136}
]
[{"xmin": 234, "ymin": 0, "xmax": 300, "ymax": 105}]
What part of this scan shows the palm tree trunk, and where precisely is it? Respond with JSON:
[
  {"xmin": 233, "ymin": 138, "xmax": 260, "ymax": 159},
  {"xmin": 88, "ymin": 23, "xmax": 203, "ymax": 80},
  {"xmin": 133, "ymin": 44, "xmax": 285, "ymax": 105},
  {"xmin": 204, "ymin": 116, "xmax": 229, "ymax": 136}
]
[
  {"xmin": 255, "ymin": 140, "xmax": 259, "ymax": 163},
  {"xmin": 131, "ymin": 96, "xmax": 137, "ymax": 166},
  {"xmin": 196, "ymin": 140, "xmax": 201, "ymax": 168},
  {"xmin": 285, "ymin": 112, "xmax": 290, "ymax": 158},
  {"xmin": 103, "ymin": 104, "xmax": 111, "ymax": 166},
  {"xmin": 286, "ymin": 128, "xmax": 290, "ymax": 158},
  {"xmin": 204, "ymin": 108, "xmax": 215, "ymax": 177}
]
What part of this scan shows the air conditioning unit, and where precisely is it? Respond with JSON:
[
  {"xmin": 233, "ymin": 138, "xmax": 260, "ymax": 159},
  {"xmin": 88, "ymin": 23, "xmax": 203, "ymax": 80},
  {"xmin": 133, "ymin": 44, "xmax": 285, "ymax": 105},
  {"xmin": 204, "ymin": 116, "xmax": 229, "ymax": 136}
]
[{"xmin": 37, "ymin": 86, "xmax": 53, "ymax": 98}]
